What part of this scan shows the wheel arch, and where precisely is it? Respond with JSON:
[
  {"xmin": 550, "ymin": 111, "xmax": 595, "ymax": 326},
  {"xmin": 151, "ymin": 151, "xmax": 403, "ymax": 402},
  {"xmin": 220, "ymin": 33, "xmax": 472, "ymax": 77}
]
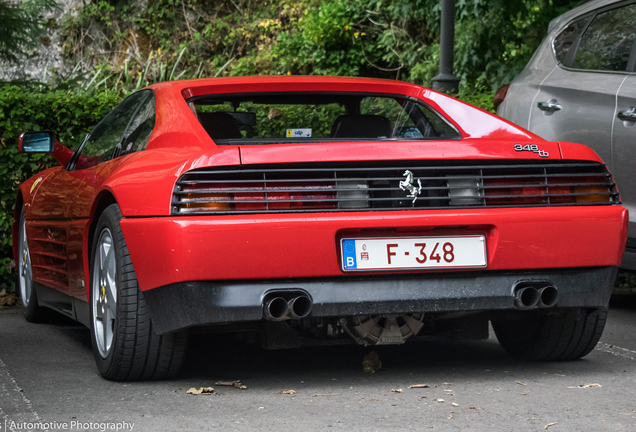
[
  {"xmin": 84, "ymin": 190, "xmax": 119, "ymax": 299},
  {"xmin": 12, "ymin": 191, "xmax": 25, "ymax": 265}
]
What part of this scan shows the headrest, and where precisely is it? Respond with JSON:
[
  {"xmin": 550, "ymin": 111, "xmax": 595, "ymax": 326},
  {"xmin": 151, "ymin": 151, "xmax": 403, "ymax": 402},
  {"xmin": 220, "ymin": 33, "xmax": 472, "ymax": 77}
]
[
  {"xmin": 330, "ymin": 115, "xmax": 393, "ymax": 138},
  {"xmin": 198, "ymin": 112, "xmax": 242, "ymax": 140}
]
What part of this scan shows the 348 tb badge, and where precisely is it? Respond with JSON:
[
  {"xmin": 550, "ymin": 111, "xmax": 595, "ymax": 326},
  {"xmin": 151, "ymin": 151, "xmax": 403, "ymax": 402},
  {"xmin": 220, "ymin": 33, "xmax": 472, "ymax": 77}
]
[{"xmin": 514, "ymin": 143, "xmax": 549, "ymax": 157}]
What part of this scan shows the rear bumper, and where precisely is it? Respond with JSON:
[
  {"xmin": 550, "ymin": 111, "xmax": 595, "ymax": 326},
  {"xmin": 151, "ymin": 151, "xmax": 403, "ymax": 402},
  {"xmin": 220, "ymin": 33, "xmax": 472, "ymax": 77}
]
[
  {"xmin": 144, "ymin": 266, "xmax": 617, "ymax": 335},
  {"xmin": 120, "ymin": 206, "xmax": 628, "ymax": 291}
]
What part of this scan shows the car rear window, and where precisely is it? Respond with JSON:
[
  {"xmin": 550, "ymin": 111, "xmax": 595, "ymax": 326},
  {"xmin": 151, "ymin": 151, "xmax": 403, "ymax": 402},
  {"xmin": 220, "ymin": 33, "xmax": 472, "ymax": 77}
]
[{"xmin": 189, "ymin": 92, "xmax": 460, "ymax": 144}]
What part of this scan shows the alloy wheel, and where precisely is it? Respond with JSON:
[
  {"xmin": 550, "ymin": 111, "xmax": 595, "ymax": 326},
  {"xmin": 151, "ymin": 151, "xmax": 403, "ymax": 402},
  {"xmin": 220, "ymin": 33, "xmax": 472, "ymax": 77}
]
[
  {"xmin": 18, "ymin": 213, "xmax": 32, "ymax": 306},
  {"xmin": 92, "ymin": 228, "xmax": 117, "ymax": 358}
]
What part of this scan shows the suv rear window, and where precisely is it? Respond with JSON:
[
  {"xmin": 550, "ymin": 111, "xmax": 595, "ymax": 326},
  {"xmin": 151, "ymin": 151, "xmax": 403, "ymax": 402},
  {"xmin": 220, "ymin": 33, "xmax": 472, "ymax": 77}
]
[
  {"xmin": 572, "ymin": 3, "xmax": 636, "ymax": 71},
  {"xmin": 189, "ymin": 92, "xmax": 460, "ymax": 144},
  {"xmin": 553, "ymin": 17, "xmax": 589, "ymax": 64}
]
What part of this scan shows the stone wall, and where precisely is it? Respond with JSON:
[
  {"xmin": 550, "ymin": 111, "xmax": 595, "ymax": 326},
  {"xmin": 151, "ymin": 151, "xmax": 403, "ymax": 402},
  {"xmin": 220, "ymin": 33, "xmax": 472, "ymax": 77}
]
[{"xmin": 0, "ymin": 0, "xmax": 85, "ymax": 82}]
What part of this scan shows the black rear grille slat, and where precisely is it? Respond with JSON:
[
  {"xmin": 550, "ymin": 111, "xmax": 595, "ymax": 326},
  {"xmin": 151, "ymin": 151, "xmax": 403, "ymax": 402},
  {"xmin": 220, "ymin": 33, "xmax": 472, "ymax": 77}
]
[{"xmin": 171, "ymin": 161, "xmax": 620, "ymax": 215}]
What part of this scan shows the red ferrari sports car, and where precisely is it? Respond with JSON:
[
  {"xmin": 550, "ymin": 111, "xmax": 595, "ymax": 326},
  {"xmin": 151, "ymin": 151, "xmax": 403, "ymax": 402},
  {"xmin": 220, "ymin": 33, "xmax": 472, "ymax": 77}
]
[{"xmin": 14, "ymin": 76, "xmax": 627, "ymax": 381}]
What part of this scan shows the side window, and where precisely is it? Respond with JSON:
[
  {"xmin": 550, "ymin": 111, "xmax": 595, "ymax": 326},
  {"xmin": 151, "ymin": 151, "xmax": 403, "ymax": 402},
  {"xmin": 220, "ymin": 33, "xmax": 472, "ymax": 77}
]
[
  {"xmin": 572, "ymin": 4, "xmax": 636, "ymax": 71},
  {"xmin": 121, "ymin": 92, "xmax": 155, "ymax": 155},
  {"xmin": 74, "ymin": 91, "xmax": 148, "ymax": 170},
  {"xmin": 553, "ymin": 17, "xmax": 589, "ymax": 64}
]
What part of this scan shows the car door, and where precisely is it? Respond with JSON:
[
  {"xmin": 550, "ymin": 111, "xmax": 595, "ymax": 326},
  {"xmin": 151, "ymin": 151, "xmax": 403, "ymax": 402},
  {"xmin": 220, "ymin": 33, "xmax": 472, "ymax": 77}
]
[
  {"xmin": 611, "ymin": 75, "xmax": 636, "ymax": 266},
  {"xmin": 28, "ymin": 91, "xmax": 152, "ymax": 301},
  {"xmin": 528, "ymin": 1, "xmax": 636, "ymax": 170}
]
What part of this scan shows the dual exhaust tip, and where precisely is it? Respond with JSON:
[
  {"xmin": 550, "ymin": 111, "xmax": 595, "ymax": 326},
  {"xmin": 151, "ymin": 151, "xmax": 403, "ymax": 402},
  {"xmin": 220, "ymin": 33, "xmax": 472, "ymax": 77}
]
[
  {"xmin": 514, "ymin": 285, "xmax": 559, "ymax": 309},
  {"xmin": 263, "ymin": 295, "xmax": 312, "ymax": 321}
]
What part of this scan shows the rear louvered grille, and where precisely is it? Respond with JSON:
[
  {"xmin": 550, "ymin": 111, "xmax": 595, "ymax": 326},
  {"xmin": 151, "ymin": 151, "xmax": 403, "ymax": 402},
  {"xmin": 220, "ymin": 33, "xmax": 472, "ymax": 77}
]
[{"xmin": 172, "ymin": 162, "xmax": 619, "ymax": 215}]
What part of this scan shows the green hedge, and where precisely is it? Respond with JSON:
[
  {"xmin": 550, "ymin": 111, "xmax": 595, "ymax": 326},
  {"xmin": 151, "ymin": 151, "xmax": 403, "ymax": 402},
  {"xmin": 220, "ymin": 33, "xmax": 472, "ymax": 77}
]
[{"xmin": 0, "ymin": 85, "xmax": 122, "ymax": 292}]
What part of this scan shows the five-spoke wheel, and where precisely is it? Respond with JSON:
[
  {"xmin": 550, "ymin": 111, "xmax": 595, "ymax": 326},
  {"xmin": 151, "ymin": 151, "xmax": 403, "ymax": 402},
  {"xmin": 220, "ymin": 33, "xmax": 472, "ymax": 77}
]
[
  {"xmin": 17, "ymin": 208, "xmax": 45, "ymax": 321},
  {"xmin": 92, "ymin": 228, "xmax": 117, "ymax": 358}
]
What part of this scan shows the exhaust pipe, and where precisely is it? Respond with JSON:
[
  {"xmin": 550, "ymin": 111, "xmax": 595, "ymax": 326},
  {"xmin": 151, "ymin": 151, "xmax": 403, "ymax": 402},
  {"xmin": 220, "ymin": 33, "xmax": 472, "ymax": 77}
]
[
  {"xmin": 537, "ymin": 286, "xmax": 559, "ymax": 308},
  {"xmin": 288, "ymin": 296, "xmax": 312, "ymax": 319},
  {"xmin": 514, "ymin": 287, "xmax": 540, "ymax": 309},
  {"xmin": 263, "ymin": 297, "xmax": 289, "ymax": 321}
]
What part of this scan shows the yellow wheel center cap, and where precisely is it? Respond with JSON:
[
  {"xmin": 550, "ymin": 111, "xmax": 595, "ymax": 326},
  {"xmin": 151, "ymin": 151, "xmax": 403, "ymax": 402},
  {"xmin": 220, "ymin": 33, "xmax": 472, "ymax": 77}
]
[{"xmin": 101, "ymin": 285, "xmax": 105, "ymax": 301}]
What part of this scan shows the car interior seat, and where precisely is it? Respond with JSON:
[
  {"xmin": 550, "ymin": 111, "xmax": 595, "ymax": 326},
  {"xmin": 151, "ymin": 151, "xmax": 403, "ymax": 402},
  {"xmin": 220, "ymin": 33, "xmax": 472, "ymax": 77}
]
[
  {"xmin": 330, "ymin": 115, "xmax": 393, "ymax": 138},
  {"xmin": 198, "ymin": 112, "xmax": 242, "ymax": 139}
]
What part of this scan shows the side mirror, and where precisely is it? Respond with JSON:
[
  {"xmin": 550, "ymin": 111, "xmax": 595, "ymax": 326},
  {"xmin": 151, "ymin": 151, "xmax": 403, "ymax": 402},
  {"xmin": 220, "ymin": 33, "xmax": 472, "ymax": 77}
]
[
  {"xmin": 19, "ymin": 131, "xmax": 56, "ymax": 153},
  {"xmin": 18, "ymin": 131, "xmax": 74, "ymax": 167}
]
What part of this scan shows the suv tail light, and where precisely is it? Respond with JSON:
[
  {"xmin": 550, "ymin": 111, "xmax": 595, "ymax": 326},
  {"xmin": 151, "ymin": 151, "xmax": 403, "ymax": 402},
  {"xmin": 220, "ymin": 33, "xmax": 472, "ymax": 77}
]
[{"xmin": 493, "ymin": 84, "xmax": 510, "ymax": 110}]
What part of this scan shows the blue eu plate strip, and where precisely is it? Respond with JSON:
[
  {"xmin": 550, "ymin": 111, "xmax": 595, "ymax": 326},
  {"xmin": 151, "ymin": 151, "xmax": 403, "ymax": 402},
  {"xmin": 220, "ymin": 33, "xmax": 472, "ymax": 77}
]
[{"xmin": 342, "ymin": 239, "xmax": 357, "ymax": 269}]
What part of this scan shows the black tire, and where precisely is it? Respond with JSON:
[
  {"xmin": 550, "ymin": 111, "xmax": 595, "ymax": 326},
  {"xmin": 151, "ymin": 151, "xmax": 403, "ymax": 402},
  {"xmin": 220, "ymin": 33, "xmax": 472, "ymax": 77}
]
[
  {"xmin": 89, "ymin": 204, "xmax": 189, "ymax": 381},
  {"xmin": 17, "ymin": 208, "xmax": 48, "ymax": 322},
  {"xmin": 492, "ymin": 308, "xmax": 608, "ymax": 361}
]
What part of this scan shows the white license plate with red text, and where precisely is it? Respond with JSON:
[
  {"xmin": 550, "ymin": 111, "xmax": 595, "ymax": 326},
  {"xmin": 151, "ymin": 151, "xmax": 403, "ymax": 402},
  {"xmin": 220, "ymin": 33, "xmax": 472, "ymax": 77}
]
[{"xmin": 340, "ymin": 236, "xmax": 487, "ymax": 271}]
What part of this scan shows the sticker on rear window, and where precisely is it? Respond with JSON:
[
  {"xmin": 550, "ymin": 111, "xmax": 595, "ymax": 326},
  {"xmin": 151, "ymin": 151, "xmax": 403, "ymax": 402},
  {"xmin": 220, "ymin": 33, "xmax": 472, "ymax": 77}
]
[{"xmin": 286, "ymin": 128, "xmax": 312, "ymax": 137}]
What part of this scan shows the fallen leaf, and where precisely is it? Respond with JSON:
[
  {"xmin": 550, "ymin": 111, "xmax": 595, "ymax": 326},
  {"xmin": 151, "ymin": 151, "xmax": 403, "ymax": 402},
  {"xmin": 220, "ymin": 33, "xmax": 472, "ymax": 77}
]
[
  {"xmin": 215, "ymin": 380, "xmax": 247, "ymax": 389},
  {"xmin": 409, "ymin": 384, "xmax": 430, "ymax": 389},
  {"xmin": 362, "ymin": 351, "xmax": 382, "ymax": 373},
  {"xmin": 273, "ymin": 389, "xmax": 298, "ymax": 394},
  {"xmin": 0, "ymin": 290, "xmax": 19, "ymax": 306},
  {"xmin": 469, "ymin": 406, "xmax": 477, "ymax": 410},
  {"xmin": 437, "ymin": 399, "xmax": 445, "ymax": 403},
  {"xmin": 545, "ymin": 422, "xmax": 557, "ymax": 429},
  {"xmin": 567, "ymin": 383, "xmax": 602, "ymax": 389},
  {"xmin": 187, "ymin": 387, "xmax": 214, "ymax": 395},
  {"xmin": 451, "ymin": 403, "xmax": 459, "ymax": 407},
  {"xmin": 391, "ymin": 389, "xmax": 403, "ymax": 393},
  {"xmin": 516, "ymin": 381, "xmax": 527, "ymax": 386}
]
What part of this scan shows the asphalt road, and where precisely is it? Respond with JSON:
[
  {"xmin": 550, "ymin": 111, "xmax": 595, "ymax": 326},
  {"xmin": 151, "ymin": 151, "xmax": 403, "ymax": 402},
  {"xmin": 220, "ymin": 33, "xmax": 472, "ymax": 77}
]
[{"xmin": 1, "ymin": 297, "xmax": 636, "ymax": 432}]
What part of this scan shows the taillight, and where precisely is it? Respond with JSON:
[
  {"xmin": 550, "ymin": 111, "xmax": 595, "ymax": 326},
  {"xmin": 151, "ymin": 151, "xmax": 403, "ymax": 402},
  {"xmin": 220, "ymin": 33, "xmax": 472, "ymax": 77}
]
[
  {"xmin": 180, "ymin": 192, "xmax": 231, "ymax": 210},
  {"xmin": 482, "ymin": 175, "xmax": 612, "ymax": 206},
  {"xmin": 484, "ymin": 179, "xmax": 546, "ymax": 205},
  {"xmin": 180, "ymin": 182, "xmax": 338, "ymax": 212},
  {"xmin": 493, "ymin": 84, "xmax": 510, "ymax": 110}
]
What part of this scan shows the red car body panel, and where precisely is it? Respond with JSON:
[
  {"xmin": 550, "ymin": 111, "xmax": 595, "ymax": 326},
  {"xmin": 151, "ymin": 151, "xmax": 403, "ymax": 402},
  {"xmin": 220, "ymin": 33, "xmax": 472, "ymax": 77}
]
[
  {"xmin": 120, "ymin": 206, "xmax": 628, "ymax": 292},
  {"xmin": 12, "ymin": 76, "xmax": 625, "ymax": 307}
]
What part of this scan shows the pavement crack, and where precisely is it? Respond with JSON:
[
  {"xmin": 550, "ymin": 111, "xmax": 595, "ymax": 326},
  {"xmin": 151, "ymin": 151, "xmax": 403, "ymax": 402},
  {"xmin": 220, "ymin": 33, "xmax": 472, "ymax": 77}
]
[{"xmin": 595, "ymin": 342, "xmax": 636, "ymax": 361}]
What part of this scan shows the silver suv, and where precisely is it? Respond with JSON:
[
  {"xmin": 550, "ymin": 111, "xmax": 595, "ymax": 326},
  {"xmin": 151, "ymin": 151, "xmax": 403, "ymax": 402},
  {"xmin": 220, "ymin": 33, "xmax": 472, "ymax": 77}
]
[{"xmin": 498, "ymin": 0, "xmax": 636, "ymax": 270}]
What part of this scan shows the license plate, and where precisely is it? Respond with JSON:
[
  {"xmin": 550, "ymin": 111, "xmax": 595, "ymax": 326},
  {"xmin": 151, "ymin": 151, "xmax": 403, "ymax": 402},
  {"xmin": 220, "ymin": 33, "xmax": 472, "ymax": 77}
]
[{"xmin": 340, "ymin": 235, "xmax": 487, "ymax": 271}]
